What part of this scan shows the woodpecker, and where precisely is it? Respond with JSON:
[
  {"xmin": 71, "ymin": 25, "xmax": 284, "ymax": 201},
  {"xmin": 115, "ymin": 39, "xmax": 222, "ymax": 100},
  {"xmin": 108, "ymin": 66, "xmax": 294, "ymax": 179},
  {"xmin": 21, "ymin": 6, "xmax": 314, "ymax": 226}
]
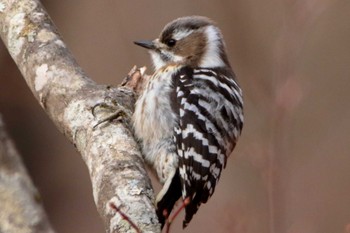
[{"xmin": 133, "ymin": 16, "xmax": 243, "ymax": 228}]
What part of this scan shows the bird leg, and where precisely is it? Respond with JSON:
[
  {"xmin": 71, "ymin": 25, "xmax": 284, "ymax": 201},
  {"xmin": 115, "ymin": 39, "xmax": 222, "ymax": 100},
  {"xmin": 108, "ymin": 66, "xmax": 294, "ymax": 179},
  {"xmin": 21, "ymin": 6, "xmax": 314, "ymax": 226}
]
[
  {"xmin": 92, "ymin": 101, "xmax": 131, "ymax": 129},
  {"xmin": 92, "ymin": 65, "xmax": 149, "ymax": 129}
]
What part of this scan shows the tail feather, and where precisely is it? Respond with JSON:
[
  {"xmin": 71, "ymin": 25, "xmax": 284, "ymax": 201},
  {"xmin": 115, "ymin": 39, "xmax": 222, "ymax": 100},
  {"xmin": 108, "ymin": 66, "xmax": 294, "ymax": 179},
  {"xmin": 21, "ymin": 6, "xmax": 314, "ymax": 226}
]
[
  {"xmin": 182, "ymin": 191, "xmax": 202, "ymax": 228},
  {"xmin": 156, "ymin": 170, "xmax": 182, "ymax": 228}
]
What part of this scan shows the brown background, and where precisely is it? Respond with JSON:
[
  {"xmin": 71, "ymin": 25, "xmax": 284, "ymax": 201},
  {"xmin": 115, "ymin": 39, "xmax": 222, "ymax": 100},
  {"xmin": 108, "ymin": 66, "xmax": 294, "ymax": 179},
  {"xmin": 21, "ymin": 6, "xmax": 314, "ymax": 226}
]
[{"xmin": 1, "ymin": 0, "xmax": 350, "ymax": 232}]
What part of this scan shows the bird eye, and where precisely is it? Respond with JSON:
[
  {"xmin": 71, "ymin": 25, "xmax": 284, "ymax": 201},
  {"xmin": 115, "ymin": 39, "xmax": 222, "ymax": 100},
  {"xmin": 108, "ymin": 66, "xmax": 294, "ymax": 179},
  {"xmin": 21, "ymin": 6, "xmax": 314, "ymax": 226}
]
[{"xmin": 166, "ymin": 39, "xmax": 176, "ymax": 47}]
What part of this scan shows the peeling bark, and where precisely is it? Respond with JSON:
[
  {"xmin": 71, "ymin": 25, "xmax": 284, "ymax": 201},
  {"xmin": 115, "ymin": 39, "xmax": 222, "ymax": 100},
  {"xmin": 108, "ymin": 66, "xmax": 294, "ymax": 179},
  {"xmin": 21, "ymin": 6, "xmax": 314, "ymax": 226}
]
[
  {"xmin": 0, "ymin": 115, "xmax": 55, "ymax": 233},
  {"xmin": 0, "ymin": 0, "xmax": 160, "ymax": 232}
]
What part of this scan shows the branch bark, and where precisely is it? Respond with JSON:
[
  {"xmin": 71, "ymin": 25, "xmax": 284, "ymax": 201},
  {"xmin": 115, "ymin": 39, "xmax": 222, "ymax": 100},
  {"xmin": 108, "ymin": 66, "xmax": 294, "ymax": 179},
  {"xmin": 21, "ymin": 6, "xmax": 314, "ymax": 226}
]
[
  {"xmin": 0, "ymin": 115, "xmax": 55, "ymax": 233},
  {"xmin": 0, "ymin": 0, "xmax": 160, "ymax": 232}
]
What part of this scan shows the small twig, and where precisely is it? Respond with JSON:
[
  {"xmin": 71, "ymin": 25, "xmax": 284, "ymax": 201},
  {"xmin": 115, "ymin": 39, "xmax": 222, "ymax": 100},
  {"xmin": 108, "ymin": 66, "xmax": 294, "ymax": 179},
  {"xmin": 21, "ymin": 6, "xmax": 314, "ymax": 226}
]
[
  {"xmin": 120, "ymin": 65, "xmax": 149, "ymax": 95},
  {"xmin": 165, "ymin": 197, "xmax": 190, "ymax": 233},
  {"xmin": 109, "ymin": 202, "xmax": 141, "ymax": 233}
]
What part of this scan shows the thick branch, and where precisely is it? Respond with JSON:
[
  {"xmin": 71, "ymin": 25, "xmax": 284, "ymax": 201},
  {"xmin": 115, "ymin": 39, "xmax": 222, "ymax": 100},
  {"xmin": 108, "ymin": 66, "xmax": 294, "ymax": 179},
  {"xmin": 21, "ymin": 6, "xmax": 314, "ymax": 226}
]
[
  {"xmin": 0, "ymin": 115, "xmax": 55, "ymax": 233},
  {"xmin": 0, "ymin": 0, "xmax": 160, "ymax": 232}
]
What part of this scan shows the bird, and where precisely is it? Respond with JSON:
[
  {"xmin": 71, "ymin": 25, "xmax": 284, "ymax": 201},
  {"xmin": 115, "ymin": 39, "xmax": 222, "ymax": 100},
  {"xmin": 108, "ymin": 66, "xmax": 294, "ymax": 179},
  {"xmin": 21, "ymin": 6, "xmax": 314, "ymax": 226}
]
[{"xmin": 133, "ymin": 16, "xmax": 244, "ymax": 228}]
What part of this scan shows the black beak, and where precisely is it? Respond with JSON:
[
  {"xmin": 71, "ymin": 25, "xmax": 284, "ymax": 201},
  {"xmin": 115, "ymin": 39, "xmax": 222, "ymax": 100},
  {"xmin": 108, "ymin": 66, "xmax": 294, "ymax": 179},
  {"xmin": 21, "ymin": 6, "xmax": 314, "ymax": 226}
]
[{"xmin": 134, "ymin": 40, "xmax": 156, "ymax": 50}]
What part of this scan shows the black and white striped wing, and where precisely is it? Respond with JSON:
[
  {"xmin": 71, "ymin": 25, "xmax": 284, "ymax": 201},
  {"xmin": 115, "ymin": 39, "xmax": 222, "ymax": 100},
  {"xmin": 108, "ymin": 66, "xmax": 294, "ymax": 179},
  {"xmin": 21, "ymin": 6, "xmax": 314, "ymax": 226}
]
[{"xmin": 172, "ymin": 67, "xmax": 243, "ymax": 226}]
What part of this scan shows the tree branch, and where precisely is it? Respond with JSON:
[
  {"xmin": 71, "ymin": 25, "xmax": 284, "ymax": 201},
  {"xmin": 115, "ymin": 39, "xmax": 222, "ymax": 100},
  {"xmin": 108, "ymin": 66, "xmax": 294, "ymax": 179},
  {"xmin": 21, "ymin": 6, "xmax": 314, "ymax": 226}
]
[
  {"xmin": 0, "ymin": 0, "xmax": 160, "ymax": 232},
  {"xmin": 0, "ymin": 115, "xmax": 55, "ymax": 233}
]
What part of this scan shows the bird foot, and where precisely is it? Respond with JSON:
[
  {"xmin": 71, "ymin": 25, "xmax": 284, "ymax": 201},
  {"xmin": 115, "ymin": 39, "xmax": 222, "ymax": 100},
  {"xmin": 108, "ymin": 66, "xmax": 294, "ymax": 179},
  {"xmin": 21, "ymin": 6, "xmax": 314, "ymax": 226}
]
[{"xmin": 92, "ymin": 101, "xmax": 131, "ymax": 129}]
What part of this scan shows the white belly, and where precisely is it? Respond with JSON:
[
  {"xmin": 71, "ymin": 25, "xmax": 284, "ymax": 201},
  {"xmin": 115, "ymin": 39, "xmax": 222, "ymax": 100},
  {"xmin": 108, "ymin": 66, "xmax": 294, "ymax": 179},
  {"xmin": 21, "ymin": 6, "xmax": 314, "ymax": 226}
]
[{"xmin": 132, "ymin": 66, "xmax": 180, "ymax": 178}]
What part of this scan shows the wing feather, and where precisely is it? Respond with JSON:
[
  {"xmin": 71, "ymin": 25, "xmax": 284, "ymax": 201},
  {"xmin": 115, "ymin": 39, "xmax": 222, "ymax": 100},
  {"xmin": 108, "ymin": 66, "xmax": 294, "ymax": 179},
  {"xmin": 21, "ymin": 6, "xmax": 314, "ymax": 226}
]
[{"xmin": 171, "ymin": 67, "xmax": 243, "ymax": 227}]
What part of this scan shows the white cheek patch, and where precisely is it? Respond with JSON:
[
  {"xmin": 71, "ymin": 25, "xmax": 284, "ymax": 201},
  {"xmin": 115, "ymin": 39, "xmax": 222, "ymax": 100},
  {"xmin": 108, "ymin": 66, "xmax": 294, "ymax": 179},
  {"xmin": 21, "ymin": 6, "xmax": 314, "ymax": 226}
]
[
  {"xmin": 200, "ymin": 26, "xmax": 225, "ymax": 68},
  {"xmin": 162, "ymin": 50, "xmax": 184, "ymax": 63},
  {"xmin": 150, "ymin": 50, "xmax": 184, "ymax": 71}
]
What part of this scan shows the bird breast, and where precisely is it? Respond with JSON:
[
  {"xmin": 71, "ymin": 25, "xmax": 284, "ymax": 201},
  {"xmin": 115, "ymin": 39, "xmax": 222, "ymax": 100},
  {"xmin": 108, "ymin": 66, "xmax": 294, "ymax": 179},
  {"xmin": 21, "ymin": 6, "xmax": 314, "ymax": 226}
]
[{"xmin": 133, "ymin": 65, "xmax": 181, "ymax": 150}]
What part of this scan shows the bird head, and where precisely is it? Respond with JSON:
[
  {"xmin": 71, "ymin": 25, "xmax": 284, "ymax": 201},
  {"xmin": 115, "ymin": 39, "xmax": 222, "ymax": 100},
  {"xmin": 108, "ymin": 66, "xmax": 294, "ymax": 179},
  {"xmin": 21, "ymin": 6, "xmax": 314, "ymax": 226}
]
[{"xmin": 134, "ymin": 16, "xmax": 230, "ymax": 70}]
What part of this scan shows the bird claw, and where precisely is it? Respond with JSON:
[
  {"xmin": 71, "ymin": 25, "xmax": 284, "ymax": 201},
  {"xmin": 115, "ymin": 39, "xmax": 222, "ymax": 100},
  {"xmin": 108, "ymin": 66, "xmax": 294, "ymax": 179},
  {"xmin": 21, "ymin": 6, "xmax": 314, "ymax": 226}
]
[{"xmin": 92, "ymin": 101, "xmax": 131, "ymax": 129}]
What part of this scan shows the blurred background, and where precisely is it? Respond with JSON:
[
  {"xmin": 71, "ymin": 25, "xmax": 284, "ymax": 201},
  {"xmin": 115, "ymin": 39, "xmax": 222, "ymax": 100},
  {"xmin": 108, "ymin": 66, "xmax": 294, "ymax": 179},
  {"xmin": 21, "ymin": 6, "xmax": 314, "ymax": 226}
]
[{"xmin": 1, "ymin": 0, "xmax": 350, "ymax": 232}]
